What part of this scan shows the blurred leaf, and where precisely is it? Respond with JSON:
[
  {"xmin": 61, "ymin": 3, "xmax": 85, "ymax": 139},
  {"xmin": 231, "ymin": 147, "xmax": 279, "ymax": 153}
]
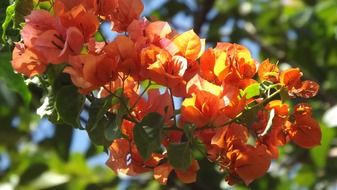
[
  {"xmin": 310, "ymin": 123, "xmax": 335, "ymax": 168},
  {"xmin": 1, "ymin": 4, "xmax": 15, "ymax": 42},
  {"xmin": 0, "ymin": 52, "xmax": 31, "ymax": 105},
  {"xmin": 55, "ymin": 85, "xmax": 85, "ymax": 128},
  {"xmin": 295, "ymin": 166, "xmax": 315, "ymax": 187},
  {"xmin": 19, "ymin": 163, "xmax": 49, "ymax": 185}
]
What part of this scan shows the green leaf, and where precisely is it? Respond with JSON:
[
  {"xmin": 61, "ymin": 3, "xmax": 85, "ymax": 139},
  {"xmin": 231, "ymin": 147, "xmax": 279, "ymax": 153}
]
[
  {"xmin": 167, "ymin": 142, "xmax": 193, "ymax": 171},
  {"xmin": 191, "ymin": 140, "xmax": 206, "ymax": 159},
  {"xmin": 133, "ymin": 112, "xmax": 163, "ymax": 160},
  {"xmin": 55, "ymin": 85, "xmax": 85, "ymax": 128},
  {"xmin": 239, "ymin": 105, "xmax": 260, "ymax": 127},
  {"xmin": 1, "ymin": 4, "xmax": 15, "ymax": 42},
  {"xmin": 87, "ymin": 89, "xmax": 121, "ymax": 132},
  {"xmin": 310, "ymin": 123, "xmax": 335, "ymax": 168},
  {"xmin": 2, "ymin": 0, "xmax": 33, "ymax": 42},
  {"xmin": 295, "ymin": 166, "xmax": 315, "ymax": 187},
  {"xmin": 0, "ymin": 52, "xmax": 31, "ymax": 106},
  {"xmin": 243, "ymin": 83, "xmax": 261, "ymax": 99}
]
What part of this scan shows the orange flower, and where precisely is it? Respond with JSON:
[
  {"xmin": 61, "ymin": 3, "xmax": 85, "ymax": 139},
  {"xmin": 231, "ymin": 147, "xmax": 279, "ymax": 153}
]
[
  {"xmin": 232, "ymin": 144, "xmax": 271, "ymax": 185},
  {"xmin": 181, "ymin": 90, "xmax": 221, "ymax": 127},
  {"xmin": 211, "ymin": 123, "xmax": 248, "ymax": 150},
  {"xmin": 199, "ymin": 43, "xmax": 256, "ymax": 87},
  {"xmin": 53, "ymin": 0, "xmax": 97, "ymax": 16},
  {"xmin": 280, "ymin": 68, "xmax": 319, "ymax": 98},
  {"xmin": 257, "ymin": 59, "xmax": 279, "ymax": 83},
  {"xmin": 104, "ymin": 36, "xmax": 139, "ymax": 78},
  {"xmin": 287, "ymin": 116, "xmax": 321, "ymax": 148},
  {"xmin": 98, "ymin": 0, "xmax": 144, "ymax": 32},
  {"xmin": 11, "ymin": 43, "xmax": 46, "ymax": 77},
  {"xmin": 154, "ymin": 160, "xmax": 199, "ymax": 184}
]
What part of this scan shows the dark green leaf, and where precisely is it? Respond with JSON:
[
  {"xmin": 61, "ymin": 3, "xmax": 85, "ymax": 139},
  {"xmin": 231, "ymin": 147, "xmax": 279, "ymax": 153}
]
[
  {"xmin": 55, "ymin": 85, "xmax": 85, "ymax": 128},
  {"xmin": 14, "ymin": 0, "xmax": 33, "ymax": 28},
  {"xmin": 87, "ymin": 89, "xmax": 121, "ymax": 132},
  {"xmin": 133, "ymin": 112, "xmax": 163, "ymax": 160},
  {"xmin": 167, "ymin": 142, "xmax": 193, "ymax": 171}
]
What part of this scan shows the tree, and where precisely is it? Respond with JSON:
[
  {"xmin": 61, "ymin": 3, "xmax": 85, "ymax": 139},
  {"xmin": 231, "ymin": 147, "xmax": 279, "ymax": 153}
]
[{"xmin": 1, "ymin": 0, "xmax": 336, "ymax": 189}]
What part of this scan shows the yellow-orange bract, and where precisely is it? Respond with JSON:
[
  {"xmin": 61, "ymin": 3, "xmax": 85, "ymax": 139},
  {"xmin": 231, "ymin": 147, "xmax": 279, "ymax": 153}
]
[{"xmin": 11, "ymin": 0, "xmax": 322, "ymax": 186}]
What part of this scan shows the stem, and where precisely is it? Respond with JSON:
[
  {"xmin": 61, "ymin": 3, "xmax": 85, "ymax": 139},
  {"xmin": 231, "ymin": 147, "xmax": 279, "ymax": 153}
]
[
  {"xmin": 130, "ymin": 80, "xmax": 151, "ymax": 111},
  {"xmin": 169, "ymin": 88, "xmax": 177, "ymax": 127},
  {"xmin": 102, "ymin": 86, "xmax": 139, "ymax": 124}
]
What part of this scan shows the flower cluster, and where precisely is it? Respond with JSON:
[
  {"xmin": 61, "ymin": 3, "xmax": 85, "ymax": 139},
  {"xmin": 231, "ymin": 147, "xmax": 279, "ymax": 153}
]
[{"xmin": 12, "ymin": 0, "xmax": 321, "ymax": 186}]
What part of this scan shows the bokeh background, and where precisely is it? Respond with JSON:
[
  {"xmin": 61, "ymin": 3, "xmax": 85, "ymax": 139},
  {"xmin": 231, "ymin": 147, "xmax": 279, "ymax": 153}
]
[{"xmin": 1, "ymin": 0, "xmax": 337, "ymax": 189}]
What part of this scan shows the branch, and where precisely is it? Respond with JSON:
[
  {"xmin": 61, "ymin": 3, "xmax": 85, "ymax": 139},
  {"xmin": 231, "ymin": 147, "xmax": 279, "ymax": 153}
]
[{"xmin": 193, "ymin": 0, "xmax": 216, "ymax": 35}]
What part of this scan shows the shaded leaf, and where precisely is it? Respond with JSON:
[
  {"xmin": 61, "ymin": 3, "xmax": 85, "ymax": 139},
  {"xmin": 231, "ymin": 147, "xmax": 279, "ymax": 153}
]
[
  {"xmin": 167, "ymin": 142, "xmax": 193, "ymax": 171},
  {"xmin": 55, "ymin": 85, "xmax": 85, "ymax": 128},
  {"xmin": 133, "ymin": 112, "xmax": 163, "ymax": 160}
]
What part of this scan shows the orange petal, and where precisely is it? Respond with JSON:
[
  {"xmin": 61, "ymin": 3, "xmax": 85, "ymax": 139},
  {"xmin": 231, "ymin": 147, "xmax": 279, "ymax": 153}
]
[
  {"xmin": 234, "ymin": 145, "xmax": 271, "ymax": 185},
  {"xmin": 288, "ymin": 116, "xmax": 321, "ymax": 148},
  {"xmin": 280, "ymin": 68, "xmax": 302, "ymax": 88},
  {"xmin": 153, "ymin": 163, "xmax": 173, "ymax": 185},
  {"xmin": 172, "ymin": 30, "xmax": 204, "ymax": 61}
]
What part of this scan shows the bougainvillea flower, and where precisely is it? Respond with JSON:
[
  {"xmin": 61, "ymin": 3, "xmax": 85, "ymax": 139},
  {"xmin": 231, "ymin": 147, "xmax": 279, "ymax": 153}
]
[
  {"xmin": 106, "ymin": 139, "xmax": 138, "ymax": 176},
  {"xmin": 104, "ymin": 36, "xmax": 139, "ymax": 78},
  {"xmin": 232, "ymin": 144, "xmax": 271, "ymax": 185},
  {"xmin": 64, "ymin": 55, "xmax": 95, "ymax": 94},
  {"xmin": 53, "ymin": 0, "xmax": 97, "ymax": 16},
  {"xmin": 21, "ymin": 10, "xmax": 58, "ymax": 47},
  {"xmin": 169, "ymin": 30, "xmax": 205, "ymax": 61},
  {"xmin": 280, "ymin": 68, "xmax": 302, "ymax": 89},
  {"xmin": 286, "ymin": 116, "xmax": 321, "ymax": 148},
  {"xmin": 98, "ymin": 0, "xmax": 144, "ymax": 32},
  {"xmin": 290, "ymin": 80, "xmax": 319, "ymax": 98},
  {"xmin": 186, "ymin": 74, "xmax": 223, "ymax": 97},
  {"xmin": 280, "ymin": 68, "xmax": 319, "ymax": 98},
  {"xmin": 154, "ymin": 160, "xmax": 199, "ymax": 184},
  {"xmin": 211, "ymin": 123, "xmax": 248, "ymax": 150},
  {"xmin": 82, "ymin": 54, "xmax": 118, "ymax": 87},
  {"xmin": 57, "ymin": 8, "xmax": 99, "ymax": 42},
  {"xmin": 200, "ymin": 43, "xmax": 256, "ymax": 88},
  {"xmin": 257, "ymin": 59, "xmax": 279, "ymax": 83},
  {"xmin": 11, "ymin": 43, "xmax": 47, "ymax": 77},
  {"xmin": 181, "ymin": 90, "xmax": 228, "ymax": 127}
]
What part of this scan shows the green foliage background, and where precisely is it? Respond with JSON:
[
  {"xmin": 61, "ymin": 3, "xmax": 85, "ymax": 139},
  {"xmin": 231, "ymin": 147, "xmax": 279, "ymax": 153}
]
[{"xmin": 1, "ymin": 0, "xmax": 337, "ymax": 189}]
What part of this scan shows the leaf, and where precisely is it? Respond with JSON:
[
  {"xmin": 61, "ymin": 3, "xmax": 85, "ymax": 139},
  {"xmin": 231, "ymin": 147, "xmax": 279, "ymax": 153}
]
[
  {"xmin": 55, "ymin": 85, "xmax": 85, "ymax": 128},
  {"xmin": 87, "ymin": 89, "xmax": 122, "ymax": 132},
  {"xmin": 133, "ymin": 112, "xmax": 163, "ymax": 160},
  {"xmin": 243, "ymin": 83, "xmax": 261, "ymax": 99},
  {"xmin": 14, "ymin": 0, "xmax": 34, "ymax": 28},
  {"xmin": 1, "ymin": 4, "xmax": 15, "ymax": 42},
  {"xmin": 310, "ymin": 123, "xmax": 335, "ymax": 168},
  {"xmin": 167, "ymin": 142, "xmax": 193, "ymax": 171},
  {"xmin": 0, "ymin": 52, "xmax": 31, "ymax": 106},
  {"xmin": 2, "ymin": 0, "xmax": 33, "ymax": 42},
  {"xmin": 19, "ymin": 163, "xmax": 49, "ymax": 185}
]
